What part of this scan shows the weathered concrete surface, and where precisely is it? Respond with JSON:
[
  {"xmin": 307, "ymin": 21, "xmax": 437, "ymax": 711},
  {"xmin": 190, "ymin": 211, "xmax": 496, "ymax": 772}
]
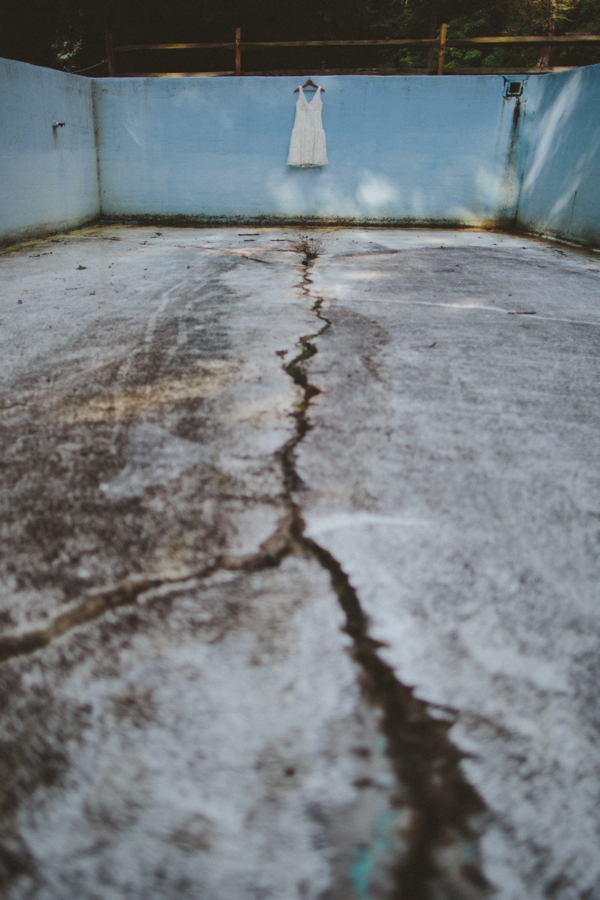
[
  {"xmin": 0, "ymin": 227, "xmax": 412, "ymax": 900},
  {"xmin": 0, "ymin": 226, "xmax": 599, "ymax": 899},
  {"xmin": 301, "ymin": 230, "xmax": 600, "ymax": 898}
]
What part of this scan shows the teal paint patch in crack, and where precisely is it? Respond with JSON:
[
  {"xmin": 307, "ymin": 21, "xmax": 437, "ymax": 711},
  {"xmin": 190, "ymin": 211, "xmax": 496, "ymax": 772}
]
[
  {"xmin": 349, "ymin": 810, "xmax": 399, "ymax": 899},
  {"xmin": 375, "ymin": 734, "xmax": 387, "ymax": 754}
]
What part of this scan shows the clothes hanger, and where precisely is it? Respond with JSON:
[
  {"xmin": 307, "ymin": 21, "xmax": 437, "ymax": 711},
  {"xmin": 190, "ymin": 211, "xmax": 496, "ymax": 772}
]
[{"xmin": 294, "ymin": 79, "xmax": 324, "ymax": 92}]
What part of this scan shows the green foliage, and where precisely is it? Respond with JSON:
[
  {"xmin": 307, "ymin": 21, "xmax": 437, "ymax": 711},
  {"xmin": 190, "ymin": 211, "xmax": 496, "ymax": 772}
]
[{"xmin": 1, "ymin": 0, "xmax": 600, "ymax": 73}]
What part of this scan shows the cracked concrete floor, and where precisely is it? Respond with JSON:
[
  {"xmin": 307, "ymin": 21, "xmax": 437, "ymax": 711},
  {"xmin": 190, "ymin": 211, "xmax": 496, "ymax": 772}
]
[{"xmin": 0, "ymin": 226, "xmax": 600, "ymax": 899}]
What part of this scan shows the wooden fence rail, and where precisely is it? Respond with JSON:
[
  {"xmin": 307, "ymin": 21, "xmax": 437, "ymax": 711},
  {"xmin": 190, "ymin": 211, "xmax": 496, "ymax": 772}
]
[{"xmin": 105, "ymin": 27, "xmax": 600, "ymax": 77}]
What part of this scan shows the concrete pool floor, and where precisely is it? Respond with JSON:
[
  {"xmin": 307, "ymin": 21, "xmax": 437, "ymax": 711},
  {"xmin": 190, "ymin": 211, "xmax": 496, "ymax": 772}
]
[{"xmin": 1, "ymin": 225, "xmax": 600, "ymax": 899}]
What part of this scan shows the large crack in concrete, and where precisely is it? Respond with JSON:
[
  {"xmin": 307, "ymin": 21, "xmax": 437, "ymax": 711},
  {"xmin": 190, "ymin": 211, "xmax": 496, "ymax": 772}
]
[
  {"xmin": 0, "ymin": 229, "xmax": 491, "ymax": 898},
  {"xmin": 0, "ymin": 507, "xmax": 296, "ymax": 665},
  {"xmin": 279, "ymin": 235, "xmax": 490, "ymax": 900}
]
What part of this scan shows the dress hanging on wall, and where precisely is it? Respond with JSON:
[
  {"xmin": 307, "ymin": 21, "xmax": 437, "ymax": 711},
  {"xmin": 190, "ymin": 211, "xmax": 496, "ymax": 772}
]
[{"xmin": 287, "ymin": 86, "xmax": 328, "ymax": 168}]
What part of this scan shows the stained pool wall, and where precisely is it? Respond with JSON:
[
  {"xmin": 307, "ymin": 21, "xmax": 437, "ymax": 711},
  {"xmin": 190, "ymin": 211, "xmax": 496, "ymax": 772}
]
[
  {"xmin": 1, "ymin": 57, "xmax": 600, "ymax": 245},
  {"xmin": 516, "ymin": 65, "xmax": 600, "ymax": 246},
  {"xmin": 92, "ymin": 75, "xmax": 523, "ymax": 226},
  {"xmin": 0, "ymin": 59, "xmax": 100, "ymax": 246}
]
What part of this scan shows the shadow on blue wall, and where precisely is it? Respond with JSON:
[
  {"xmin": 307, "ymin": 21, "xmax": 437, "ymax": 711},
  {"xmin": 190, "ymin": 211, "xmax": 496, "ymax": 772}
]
[{"xmin": 517, "ymin": 66, "xmax": 600, "ymax": 245}]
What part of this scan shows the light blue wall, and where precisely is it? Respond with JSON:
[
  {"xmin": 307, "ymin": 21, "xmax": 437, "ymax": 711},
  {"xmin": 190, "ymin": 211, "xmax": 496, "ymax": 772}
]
[
  {"xmin": 93, "ymin": 75, "xmax": 526, "ymax": 226},
  {"xmin": 0, "ymin": 58, "xmax": 99, "ymax": 246},
  {"xmin": 516, "ymin": 65, "xmax": 600, "ymax": 246},
  {"xmin": 1, "ymin": 58, "xmax": 600, "ymax": 245}
]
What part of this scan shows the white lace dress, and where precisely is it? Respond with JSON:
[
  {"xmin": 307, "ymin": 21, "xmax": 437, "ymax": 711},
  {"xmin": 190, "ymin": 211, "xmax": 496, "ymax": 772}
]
[{"xmin": 287, "ymin": 87, "xmax": 328, "ymax": 167}]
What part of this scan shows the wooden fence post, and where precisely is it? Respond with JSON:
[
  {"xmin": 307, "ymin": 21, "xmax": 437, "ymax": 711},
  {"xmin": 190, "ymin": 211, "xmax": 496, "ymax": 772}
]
[
  {"xmin": 235, "ymin": 28, "xmax": 242, "ymax": 75},
  {"xmin": 437, "ymin": 23, "xmax": 447, "ymax": 75},
  {"xmin": 105, "ymin": 31, "xmax": 117, "ymax": 76}
]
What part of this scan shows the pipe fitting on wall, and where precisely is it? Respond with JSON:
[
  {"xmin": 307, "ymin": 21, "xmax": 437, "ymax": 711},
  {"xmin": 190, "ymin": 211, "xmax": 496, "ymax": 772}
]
[{"xmin": 52, "ymin": 120, "xmax": 66, "ymax": 129}]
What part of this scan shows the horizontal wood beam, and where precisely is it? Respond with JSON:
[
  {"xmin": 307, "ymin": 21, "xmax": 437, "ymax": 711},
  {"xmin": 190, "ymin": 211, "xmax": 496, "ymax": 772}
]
[
  {"xmin": 448, "ymin": 35, "xmax": 600, "ymax": 45},
  {"xmin": 241, "ymin": 39, "xmax": 438, "ymax": 47},
  {"xmin": 119, "ymin": 71, "xmax": 236, "ymax": 77},
  {"xmin": 115, "ymin": 38, "xmax": 439, "ymax": 52},
  {"xmin": 440, "ymin": 65, "xmax": 576, "ymax": 73},
  {"xmin": 118, "ymin": 66, "xmax": 577, "ymax": 77},
  {"xmin": 114, "ymin": 35, "xmax": 600, "ymax": 55},
  {"xmin": 115, "ymin": 43, "xmax": 235, "ymax": 52}
]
